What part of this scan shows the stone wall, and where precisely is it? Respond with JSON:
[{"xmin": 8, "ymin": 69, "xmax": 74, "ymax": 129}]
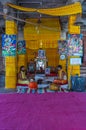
[
  {"xmin": 82, "ymin": 31, "xmax": 86, "ymax": 65},
  {"xmin": 0, "ymin": 36, "xmax": 5, "ymax": 73}
]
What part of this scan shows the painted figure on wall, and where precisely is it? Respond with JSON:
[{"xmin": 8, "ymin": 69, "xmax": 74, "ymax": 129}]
[
  {"xmin": 17, "ymin": 40, "xmax": 26, "ymax": 55},
  {"xmin": 58, "ymin": 40, "xmax": 68, "ymax": 55},
  {"xmin": 2, "ymin": 34, "xmax": 16, "ymax": 56},
  {"xmin": 67, "ymin": 34, "xmax": 83, "ymax": 56}
]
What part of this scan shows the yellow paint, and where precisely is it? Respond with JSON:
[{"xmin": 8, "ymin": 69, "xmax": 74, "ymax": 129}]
[
  {"xmin": 7, "ymin": 2, "xmax": 82, "ymax": 16},
  {"xmin": 26, "ymin": 40, "xmax": 58, "ymax": 49},
  {"xmin": 26, "ymin": 48, "xmax": 59, "ymax": 67},
  {"xmin": 17, "ymin": 62, "xmax": 27, "ymax": 68},
  {"xmin": 46, "ymin": 49, "xmax": 59, "ymax": 67},
  {"xmin": 7, "ymin": 3, "xmax": 36, "ymax": 12},
  {"xmin": 6, "ymin": 66, "xmax": 17, "ymax": 76},
  {"xmin": 5, "ymin": 57, "xmax": 17, "ymax": 63},
  {"xmin": 23, "ymin": 18, "xmax": 60, "ymax": 67},
  {"xmin": 68, "ymin": 15, "xmax": 80, "ymax": 34},
  {"xmin": 24, "ymin": 18, "xmax": 61, "ymax": 41},
  {"xmin": 6, "ymin": 21, "xmax": 17, "ymax": 30},
  {"xmin": 5, "ymin": 76, "xmax": 17, "ymax": 89},
  {"xmin": 59, "ymin": 59, "xmax": 67, "ymax": 71},
  {"xmin": 17, "ymin": 55, "xmax": 27, "ymax": 72},
  {"xmin": 5, "ymin": 21, "xmax": 17, "ymax": 89},
  {"xmin": 6, "ymin": 20, "xmax": 17, "ymax": 34},
  {"xmin": 6, "ymin": 29, "xmax": 17, "ymax": 35},
  {"xmin": 67, "ymin": 56, "xmax": 80, "ymax": 89}
]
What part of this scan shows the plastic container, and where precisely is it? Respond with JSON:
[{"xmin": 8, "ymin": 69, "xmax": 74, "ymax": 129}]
[{"xmin": 71, "ymin": 76, "xmax": 86, "ymax": 92}]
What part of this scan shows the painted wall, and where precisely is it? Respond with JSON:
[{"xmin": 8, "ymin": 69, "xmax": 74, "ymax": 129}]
[{"xmin": 24, "ymin": 18, "xmax": 61, "ymax": 67}]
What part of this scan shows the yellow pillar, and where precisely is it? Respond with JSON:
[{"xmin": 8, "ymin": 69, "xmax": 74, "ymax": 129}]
[
  {"xmin": 5, "ymin": 20, "xmax": 17, "ymax": 89},
  {"xmin": 68, "ymin": 15, "xmax": 80, "ymax": 34},
  {"xmin": 59, "ymin": 58, "xmax": 67, "ymax": 72},
  {"xmin": 67, "ymin": 56, "xmax": 80, "ymax": 89},
  {"xmin": 17, "ymin": 54, "xmax": 27, "ymax": 72},
  {"xmin": 17, "ymin": 25, "xmax": 27, "ymax": 72}
]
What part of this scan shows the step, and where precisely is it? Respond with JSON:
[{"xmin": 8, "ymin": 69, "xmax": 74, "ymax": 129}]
[
  {"xmin": 80, "ymin": 67, "xmax": 86, "ymax": 70},
  {"xmin": 80, "ymin": 74, "xmax": 86, "ymax": 77},
  {"xmin": 80, "ymin": 70, "xmax": 86, "ymax": 73}
]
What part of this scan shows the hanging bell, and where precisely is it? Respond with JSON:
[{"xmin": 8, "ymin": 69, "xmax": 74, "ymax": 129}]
[{"xmin": 74, "ymin": 16, "xmax": 84, "ymax": 26}]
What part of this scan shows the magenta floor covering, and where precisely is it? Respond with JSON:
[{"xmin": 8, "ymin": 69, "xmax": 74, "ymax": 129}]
[{"xmin": 0, "ymin": 92, "xmax": 86, "ymax": 130}]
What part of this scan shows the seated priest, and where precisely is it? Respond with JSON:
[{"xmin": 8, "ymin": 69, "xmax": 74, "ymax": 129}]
[
  {"xmin": 54, "ymin": 65, "xmax": 67, "ymax": 84},
  {"xmin": 18, "ymin": 66, "xmax": 29, "ymax": 85}
]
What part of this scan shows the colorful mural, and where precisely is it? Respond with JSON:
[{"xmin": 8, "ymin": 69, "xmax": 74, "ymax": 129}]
[
  {"xmin": 17, "ymin": 40, "xmax": 26, "ymax": 55},
  {"xmin": 2, "ymin": 34, "xmax": 16, "ymax": 56},
  {"xmin": 67, "ymin": 34, "xmax": 83, "ymax": 56},
  {"xmin": 58, "ymin": 40, "xmax": 68, "ymax": 55}
]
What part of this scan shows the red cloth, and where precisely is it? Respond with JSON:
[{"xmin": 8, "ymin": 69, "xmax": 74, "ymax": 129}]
[
  {"xmin": 46, "ymin": 73, "xmax": 57, "ymax": 76},
  {"xmin": 53, "ymin": 79, "xmax": 68, "ymax": 85},
  {"xmin": 17, "ymin": 83, "xmax": 28, "ymax": 87}
]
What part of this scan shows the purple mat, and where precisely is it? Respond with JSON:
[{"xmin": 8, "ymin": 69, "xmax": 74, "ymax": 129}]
[{"xmin": 0, "ymin": 92, "xmax": 86, "ymax": 130}]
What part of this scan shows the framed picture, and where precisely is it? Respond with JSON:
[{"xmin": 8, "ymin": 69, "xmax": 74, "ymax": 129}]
[
  {"xmin": 38, "ymin": 50, "xmax": 45, "ymax": 58},
  {"xmin": 70, "ymin": 58, "xmax": 82, "ymax": 65},
  {"xmin": 2, "ymin": 34, "xmax": 16, "ymax": 56},
  {"xmin": 67, "ymin": 34, "xmax": 83, "ymax": 56},
  {"xmin": 45, "ymin": 68, "xmax": 50, "ymax": 75},
  {"xmin": 58, "ymin": 40, "xmax": 67, "ymax": 55}
]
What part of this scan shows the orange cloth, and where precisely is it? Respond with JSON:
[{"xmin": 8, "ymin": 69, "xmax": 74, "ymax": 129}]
[
  {"xmin": 29, "ymin": 82, "xmax": 38, "ymax": 89},
  {"xmin": 53, "ymin": 79, "xmax": 68, "ymax": 85},
  {"xmin": 54, "ymin": 69, "xmax": 67, "ymax": 85}
]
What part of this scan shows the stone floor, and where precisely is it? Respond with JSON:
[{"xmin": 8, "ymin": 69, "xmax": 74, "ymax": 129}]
[
  {"xmin": 0, "ymin": 72, "xmax": 16, "ymax": 93},
  {"xmin": 0, "ymin": 73, "xmax": 85, "ymax": 93},
  {"xmin": 0, "ymin": 87, "xmax": 17, "ymax": 93}
]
